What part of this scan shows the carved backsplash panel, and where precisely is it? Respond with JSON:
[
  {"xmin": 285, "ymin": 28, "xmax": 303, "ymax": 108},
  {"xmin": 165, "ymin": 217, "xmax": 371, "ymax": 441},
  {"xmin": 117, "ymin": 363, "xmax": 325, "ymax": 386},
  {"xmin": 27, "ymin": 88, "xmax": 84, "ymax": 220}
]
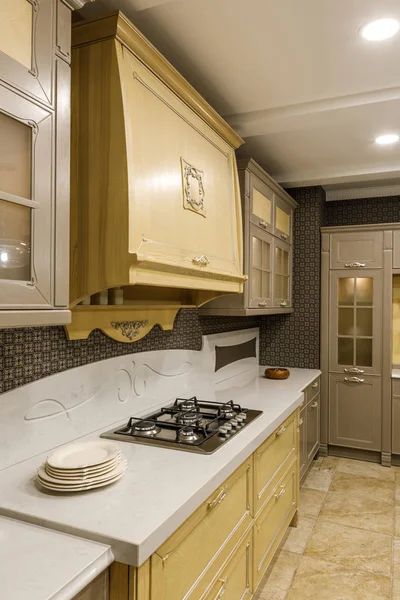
[{"xmin": 0, "ymin": 309, "xmax": 260, "ymax": 393}]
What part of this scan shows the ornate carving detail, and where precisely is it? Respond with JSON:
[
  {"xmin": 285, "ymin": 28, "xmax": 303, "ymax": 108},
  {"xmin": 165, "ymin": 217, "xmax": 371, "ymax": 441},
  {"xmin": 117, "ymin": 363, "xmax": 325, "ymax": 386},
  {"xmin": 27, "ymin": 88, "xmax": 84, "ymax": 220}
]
[
  {"xmin": 181, "ymin": 158, "xmax": 206, "ymax": 217},
  {"xmin": 111, "ymin": 320, "xmax": 149, "ymax": 341}
]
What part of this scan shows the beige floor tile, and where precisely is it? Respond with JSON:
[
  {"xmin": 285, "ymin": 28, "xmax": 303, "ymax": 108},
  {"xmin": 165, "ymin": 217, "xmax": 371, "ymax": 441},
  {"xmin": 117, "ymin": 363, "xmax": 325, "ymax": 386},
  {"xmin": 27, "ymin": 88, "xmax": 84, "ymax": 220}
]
[
  {"xmin": 330, "ymin": 470, "xmax": 394, "ymax": 497},
  {"xmin": 302, "ymin": 465, "xmax": 334, "ymax": 492},
  {"xmin": 305, "ymin": 521, "xmax": 392, "ymax": 576},
  {"xmin": 393, "ymin": 579, "xmax": 400, "ymax": 600},
  {"xmin": 281, "ymin": 516, "xmax": 315, "ymax": 554},
  {"xmin": 321, "ymin": 456, "xmax": 340, "ymax": 470},
  {"xmin": 255, "ymin": 550, "xmax": 301, "ymax": 599},
  {"xmin": 337, "ymin": 458, "xmax": 395, "ymax": 481},
  {"xmin": 299, "ymin": 488, "xmax": 326, "ymax": 519},
  {"xmin": 286, "ymin": 556, "xmax": 391, "ymax": 600},
  {"xmin": 396, "ymin": 485, "xmax": 400, "ymax": 505},
  {"xmin": 395, "ymin": 506, "xmax": 400, "ymax": 537},
  {"xmin": 393, "ymin": 538, "xmax": 400, "ymax": 571},
  {"xmin": 319, "ymin": 485, "xmax": 394, "ymax": 536}
]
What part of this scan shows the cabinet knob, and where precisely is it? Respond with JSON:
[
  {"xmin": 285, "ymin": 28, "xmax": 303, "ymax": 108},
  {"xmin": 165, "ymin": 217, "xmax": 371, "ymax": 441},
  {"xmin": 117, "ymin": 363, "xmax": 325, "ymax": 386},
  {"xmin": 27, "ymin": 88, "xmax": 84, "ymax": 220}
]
[
  {"xmin": 280, "ymin": 301, "xmax": 288, "ymax": 307},
  {"xmin": 280, "ymin": 233, "xmax": 288, "ymax": 240},
  {"xmin": 344, "ymin": 262, "xmax": 366, "ymax": 268},
  {"xmin": 274, "ymin": 485, "xmax": 286, "ymax": 500},
  {"xmin": 258, "ymin": 301, "xmax": 267, "ymax": 307},
  {"xmin": 258, "ymin": 220, "xmax": 268, "ymax": 229},
  {"xmin": 276, "ymin": 425, "xmax": 287, "ymax": 437},
  {"xmin": 207, "ymin": 487, "xmax": 227, "ymax": 510},
  {"xmin": 311, "ymin": 382, "xmax": 319, "ymax": 389},
  {"xmin": 192, "ymin": 255, "xmax": 209, "ymax": 267},
  {"xmin": 344, "ymin": 376, "xmax": 364, "ymax": 384},
  {"xmin": 344, "ymin": 368, "xmax": 364, "ymax": 374},
  {"xmin": 299, "ymin": 418, "xmax": 304, "ymax": 426},
  {"xmin": 310, "ymin": 401, "xmax": 318, "ymax": 409}
]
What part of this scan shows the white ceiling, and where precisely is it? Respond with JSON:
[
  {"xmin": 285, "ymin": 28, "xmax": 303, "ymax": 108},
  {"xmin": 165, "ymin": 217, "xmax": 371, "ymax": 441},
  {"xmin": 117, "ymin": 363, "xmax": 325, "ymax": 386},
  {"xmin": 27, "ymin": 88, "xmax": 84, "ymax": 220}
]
[{"xmin": 80, "ymin": 0, "xmax": 400, "ymax": 191}]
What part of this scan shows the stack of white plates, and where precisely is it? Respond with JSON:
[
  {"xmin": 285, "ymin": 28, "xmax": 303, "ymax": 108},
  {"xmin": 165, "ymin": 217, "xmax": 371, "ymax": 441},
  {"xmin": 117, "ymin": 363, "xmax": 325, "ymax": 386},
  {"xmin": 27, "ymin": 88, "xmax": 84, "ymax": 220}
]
[{"xmin": 37, "ymin": 440, "xmax": 127, "ymax": 492}]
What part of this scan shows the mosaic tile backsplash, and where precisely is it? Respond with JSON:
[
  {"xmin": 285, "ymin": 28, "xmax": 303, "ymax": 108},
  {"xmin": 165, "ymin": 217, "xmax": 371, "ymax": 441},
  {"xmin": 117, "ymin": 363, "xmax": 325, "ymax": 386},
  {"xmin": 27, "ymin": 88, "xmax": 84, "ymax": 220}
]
[
  {"xmin": 259, "ymin": 186, "xmax": 326, "ymax": 369},
  {"xmin": 0, "ymin": 311, "xmax": 260, "ymax": 393}
]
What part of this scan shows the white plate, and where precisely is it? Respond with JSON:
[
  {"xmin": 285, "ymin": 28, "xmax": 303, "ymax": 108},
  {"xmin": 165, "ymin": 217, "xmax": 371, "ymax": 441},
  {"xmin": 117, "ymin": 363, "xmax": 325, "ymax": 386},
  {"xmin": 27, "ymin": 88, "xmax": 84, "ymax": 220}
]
[
  {"xmin": 38, "ymin": 470, "xmax": 126, "ymax": 493},
  {"xmin": 45, "ymin": 456, "xmax": 121, "ymax": 478},
  {"xmin": 38, "ymin": 459, "xmax": 127, "ymax": 486},
  {"xmin": 47, "ymin": 440, "xmax": 121, "ymax": 470}
]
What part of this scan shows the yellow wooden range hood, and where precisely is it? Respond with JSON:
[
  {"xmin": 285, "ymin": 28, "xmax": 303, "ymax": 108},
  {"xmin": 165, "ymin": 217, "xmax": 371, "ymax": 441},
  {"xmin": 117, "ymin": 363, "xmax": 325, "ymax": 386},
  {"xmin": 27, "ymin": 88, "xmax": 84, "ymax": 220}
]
[{"xmin": 65, "ymin": 11, "xmax": 246, "ymax": 343}]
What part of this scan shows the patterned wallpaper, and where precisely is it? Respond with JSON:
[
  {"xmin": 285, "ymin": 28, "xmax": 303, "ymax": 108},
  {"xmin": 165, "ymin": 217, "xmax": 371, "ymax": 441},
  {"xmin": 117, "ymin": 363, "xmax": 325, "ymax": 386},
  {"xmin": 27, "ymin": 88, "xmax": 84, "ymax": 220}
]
[
  {"xmin": 326, "ymin": 195, "xmax": 400, "ymax": 226},
  {"xmin": 0, "ymin": 311, "xmax": 260, "ymax": 394},
  {"xmin": 259, "ymin": 186, "xmax": 326, "ymax": 369}
]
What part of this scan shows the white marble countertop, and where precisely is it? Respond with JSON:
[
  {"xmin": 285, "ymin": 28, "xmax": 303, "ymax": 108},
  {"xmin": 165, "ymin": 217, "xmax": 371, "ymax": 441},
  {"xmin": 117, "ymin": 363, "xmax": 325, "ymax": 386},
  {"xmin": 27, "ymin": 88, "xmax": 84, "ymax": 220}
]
[
  {"xmin": 392, "ymin": 369, "xmax": 400, "ymax": 379},
  {"xmin": 0, "ymin": 515, "xmax": 113, "ymax": 600},
  {"xmin": 0, "ymin": 367, "xmax": 320, "ymax": 567}
]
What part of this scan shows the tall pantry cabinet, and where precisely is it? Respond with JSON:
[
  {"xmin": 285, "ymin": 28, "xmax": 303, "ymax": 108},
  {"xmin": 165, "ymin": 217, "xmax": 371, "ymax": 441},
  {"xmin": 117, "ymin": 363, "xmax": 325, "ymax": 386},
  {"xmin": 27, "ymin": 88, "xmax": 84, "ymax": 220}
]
[{"xmin": 320, "ymin": 226, "xmax": 393, "ymax": 465}]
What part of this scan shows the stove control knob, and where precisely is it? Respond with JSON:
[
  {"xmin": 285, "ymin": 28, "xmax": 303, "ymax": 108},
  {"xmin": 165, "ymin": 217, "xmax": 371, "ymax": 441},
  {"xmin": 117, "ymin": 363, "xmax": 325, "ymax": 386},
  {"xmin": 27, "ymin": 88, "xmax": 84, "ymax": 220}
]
[
  {"xmin": 236, "ymin": 415, "xmax": 245, "ymax": 425},
  {"xmin": 238, "ymin": 412, "xmax": 247, "ymax": 423},
  {"xmin": 230, "ymin": 418, "xmax": 239, "ymax": 429},
  {"xmin": 218, "ymin": 426, "xmax": 229, "ymax": 437},
  {"xmin": 224, "ymin": 423, "xmax": 233, "ymax": 432}
]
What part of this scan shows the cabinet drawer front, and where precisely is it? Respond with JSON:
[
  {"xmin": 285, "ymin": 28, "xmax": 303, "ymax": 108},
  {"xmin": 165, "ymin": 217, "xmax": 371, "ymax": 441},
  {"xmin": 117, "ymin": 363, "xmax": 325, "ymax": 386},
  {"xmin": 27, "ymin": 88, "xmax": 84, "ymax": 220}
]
[
  {"xmin": 307, "ymin": 393, "xmax": 320, "ymax": 461},
  {"xmin": 305, "ymin": 377, "xmax": 320, "ymax": 404},
  {"xmin": 121, "ymin": 47, "xmax": 242, "ymax": 281},
  {"xmin": 151, "ymin": 460, "xmax": 252, "ymax": 600},
  {"xmin": 330, "ymin": 231, "xmax": 383, "ymax": 270},
  {"xmin": 202, "ymin": 530, "xmax": 253, "ymax": 600},
  {"xmin": 254, "ymin": 411, "xmax": 297, "ymax": 515},
  {"xmin": 254, "ymin": 461, "xmax": 297, "ymax": 588}
]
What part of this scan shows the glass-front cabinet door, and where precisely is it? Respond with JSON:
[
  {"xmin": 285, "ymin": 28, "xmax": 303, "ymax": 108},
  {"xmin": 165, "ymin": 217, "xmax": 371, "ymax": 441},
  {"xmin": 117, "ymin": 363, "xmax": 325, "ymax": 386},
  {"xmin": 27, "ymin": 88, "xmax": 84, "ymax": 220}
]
[
  {"xmin": 249, "ymin": 174, "xmax": 273, "ymax": 234},
  {"xmin": 273, "ymin": 238, "xmax": 291, "ymax": 308},
  {"xmin": 329, "ymin": 270, "xmax": 383, "ymax": 376},
  {"xmin": 248, "ymin": 225, "xmax": 272, "ymax": 308},
  {"xmin": 274, "ymin": 196, "xmax": 292, "ymax": 244},
  {"xmin": 0, "ymin": 84, "xmax": 52, "ymax": 308}
]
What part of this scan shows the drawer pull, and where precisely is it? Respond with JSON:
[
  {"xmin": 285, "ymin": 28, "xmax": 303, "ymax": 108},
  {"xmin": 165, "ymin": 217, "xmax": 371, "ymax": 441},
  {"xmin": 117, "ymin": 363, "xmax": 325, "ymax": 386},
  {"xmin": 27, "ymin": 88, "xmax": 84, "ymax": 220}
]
[
  {"xmin": 280, "ymin": 233, "xmax": 288, "ymax": 240},
  {"xmin": 344, "ymin": 262, "xmax": 366, "ymax": 268},
  {"xmin": 208, "ymin": 488, "xmax": 227, "ymax": 511},
  {"xmin": 344, "ymin": 376, "xmax": 364, "ymax": 384},
  {"xmin": 344, "ymin": 367, "xmax": 364, "ymax": 374},
  {"xmin": 280, "ymin": 301, "xmax": 288, "ymax": 307},
  {"xmin": 192, "ymin": 255, "xmax": 209, "ymax": 267},
  {"xmin": 258, "ymin": 301, "xmax": 267, "ymax": 307},
  {"xmin": 299, "ymin": 418, "xmax": 304, "ymax": 425},
  {"xmin": 311, "ymin": 382, "xmax": 319, "ymax": 389},
  {"xmin": 276, "ymin": 425, "xmax": 287, "ymax": 437},
  {"xmin": 310, "ymin": 401, "xmax": 318, "ymax": 409},
  {"xmin": 259, "ymin": 220, "xmax": 268, "ymax": 229},
  {"xmin": 274, "ymin": 485, "xmax": 286, "ymax": 500},
  {"xmin": 213, "ymin": 578, "xmax": 227, "ymax": 600}
]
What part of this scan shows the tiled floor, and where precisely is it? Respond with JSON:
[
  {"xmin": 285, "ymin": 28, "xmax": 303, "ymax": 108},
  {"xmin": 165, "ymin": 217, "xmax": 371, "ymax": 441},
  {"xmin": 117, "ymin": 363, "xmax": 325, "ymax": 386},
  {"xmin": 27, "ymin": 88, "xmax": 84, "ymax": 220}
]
[{"xmin": 255, "ymin": 456, "xmax": 400, "ymax": 600}]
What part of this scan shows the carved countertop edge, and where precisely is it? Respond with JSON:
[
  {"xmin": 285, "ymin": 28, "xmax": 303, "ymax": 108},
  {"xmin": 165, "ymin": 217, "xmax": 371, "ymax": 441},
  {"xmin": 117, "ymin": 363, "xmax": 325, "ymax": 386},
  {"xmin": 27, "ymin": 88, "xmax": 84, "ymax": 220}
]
[{"xmin": 71, "ymin": 11, "xmax": 244, "ymax": 149}]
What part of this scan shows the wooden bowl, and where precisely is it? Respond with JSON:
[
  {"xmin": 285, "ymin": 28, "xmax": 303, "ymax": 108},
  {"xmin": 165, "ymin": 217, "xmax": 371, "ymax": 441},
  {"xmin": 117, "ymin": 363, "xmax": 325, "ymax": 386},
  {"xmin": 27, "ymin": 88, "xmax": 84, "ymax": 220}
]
[{"xmin": 264, "ymin": 368, "xmax": 290, "ymax": 380}]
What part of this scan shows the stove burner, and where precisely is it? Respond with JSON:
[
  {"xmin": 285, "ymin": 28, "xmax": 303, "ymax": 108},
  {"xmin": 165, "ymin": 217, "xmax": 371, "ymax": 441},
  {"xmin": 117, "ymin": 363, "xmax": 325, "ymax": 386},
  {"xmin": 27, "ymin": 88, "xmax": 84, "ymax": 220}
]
[
  {"xmin": 219, "ymin": 404, "xmax": 237, "ymax": 419},
  {"xmin": 133, "ymin": 420, "xmax": 160, "ymax": 436},
  {"xmin": 178, "ymin": 426, "xmax": 200, "ymax": 443},
  {"xmin": 179, "ymin": 398, "xmax": 197, "ymax": 411},
  {"xmin": 176, "ymin": 412, "xmax": 200, "ymax": 426}
]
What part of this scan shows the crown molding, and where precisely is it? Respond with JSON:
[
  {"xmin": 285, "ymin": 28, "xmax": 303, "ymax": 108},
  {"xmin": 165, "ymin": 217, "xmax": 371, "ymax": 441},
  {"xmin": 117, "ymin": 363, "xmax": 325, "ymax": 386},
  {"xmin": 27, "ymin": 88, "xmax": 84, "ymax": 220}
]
[
  {"xmin": 63, "ymin": 0, "xmax": 95, "ymax": 9},
  {"xmin": 325, "ymin": 184, "xmax": 400, "ymax": 202}
]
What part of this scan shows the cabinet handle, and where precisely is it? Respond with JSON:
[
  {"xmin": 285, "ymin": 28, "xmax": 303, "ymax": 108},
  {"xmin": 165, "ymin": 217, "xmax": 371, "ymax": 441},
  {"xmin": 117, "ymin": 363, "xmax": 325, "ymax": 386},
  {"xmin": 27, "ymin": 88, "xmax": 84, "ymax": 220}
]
[
  {"xmin": 344, "ymin": 262, "xmax": 366, "ymax": 268},
  {"xmin": 280, "ymin": 301, "xmax": 288, "ymax": 307},
  {"xmin": 258, "ymin": 301, "xmax": 267, "ymax": 307},
  {"xmin": 213, "ymin": 578, "xmax": 227, "ymax": 600},
  {"xmin": 274, "ymin": 485, "xmax": 286, "ymax": 500},
  {"xmin": 311, "ymin": 401, "xmax": 318, "ymax": 409},
  {"xmin": 192, "ymin": 255, "xmax": 209, "ymax": 267},
  {"xmin": 344, "ymin": 368, "xmax": 364, "ymax": 374},
  {"xmin": 259, "ymin": 220, "xmax": 268, "ymax": 229},
  {"xmin": 299, "ymin": 418, "xmax": 304, "ymax": 426},
  {"xmin": 311, "ymin": 382, "xmax": 318, "ymax": 389},
  {"xmin": 276, "ymin": 425, "xmax": 287, "ymax": 437},
  {"xmin": 280, "ymin": 233, "xmax": 288, "ymax": 240},
  {"xmin": 208, "ymin": 488, "xmax": 227, "ymax": 511},
  {"xmin": 344, "ymin": 376, "xmax": 364, "ymax": 384}
]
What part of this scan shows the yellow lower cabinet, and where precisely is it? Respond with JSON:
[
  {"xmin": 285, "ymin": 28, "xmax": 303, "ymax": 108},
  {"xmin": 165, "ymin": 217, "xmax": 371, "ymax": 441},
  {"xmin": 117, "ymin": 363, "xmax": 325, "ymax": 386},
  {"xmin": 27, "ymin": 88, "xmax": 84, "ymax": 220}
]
[
  {"xmin": 253, "ymin": 459, "xmax": 298, "ymax": 591},
  {"xmin": 150, "ymin": 459, "xmax": 253, "ymax": 600},
  {"xmin": 201, "ymin": 529, "xmax": 253, "ymax": 600},
  {"xmin": 254, "ymin": 411, "xmax": 298, "ymax": 516}
]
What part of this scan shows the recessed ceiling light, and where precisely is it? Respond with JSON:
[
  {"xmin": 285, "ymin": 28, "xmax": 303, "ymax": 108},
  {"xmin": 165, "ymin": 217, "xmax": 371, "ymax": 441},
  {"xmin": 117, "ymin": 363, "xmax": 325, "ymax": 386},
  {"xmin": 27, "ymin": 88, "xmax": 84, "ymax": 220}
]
[
  {"xmin": 375, "ymin": 133, "xmax": 399, "ymax": 145},
  {"xmin": 361, "ymin": 18, "xmax": 399, "ymax": 41}
]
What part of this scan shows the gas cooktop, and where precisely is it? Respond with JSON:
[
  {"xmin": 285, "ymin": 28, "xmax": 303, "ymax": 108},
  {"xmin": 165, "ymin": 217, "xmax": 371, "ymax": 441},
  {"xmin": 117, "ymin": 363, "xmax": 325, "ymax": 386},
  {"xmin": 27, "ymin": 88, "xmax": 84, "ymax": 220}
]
[{"xmin": 101, "ymin": 396, "xmax": 263, "ymax": 454}]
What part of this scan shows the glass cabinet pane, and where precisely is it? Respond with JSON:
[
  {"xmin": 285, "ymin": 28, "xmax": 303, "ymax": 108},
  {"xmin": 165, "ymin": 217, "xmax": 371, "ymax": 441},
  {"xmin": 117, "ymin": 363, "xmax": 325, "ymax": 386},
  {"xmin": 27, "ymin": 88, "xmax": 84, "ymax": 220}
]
[
  {"xmin": 356, "ymin": 339, "xmax": 372, "ymax": 367},
  {"xmin": 252, "ymin": 188, "xmax": 271, "ymax": 224},
  {"xmin": 356, "ymin": 309, "xmax": 373, "ymax": 337},
  {"xmin": 338, "ymin": 308, "xmax": 354, "ymax": 335},
  {"xmin": 338, "ymin": 338, "xmax": 354, "ymax": 365},
  {"xmin": 356, "ymin": 278, "xmax": 373, "ymax": 306},
  {"xmin": 252, "ymin": 236, "xmax": 262, "ymax": 268},
  {"xmin": 251, "ymin": 268, "xmax": 262, "ymax": 298},
  {"xmin": 262, "ymin": 272, "xmax": 270, "ymax": 298},
  {"xmin": 262, "ymin": 240, "xmax": 270, "ymax": 270},
  {"xmin": 0, "ymin": 111, "xmax": 32, "ymax": 199},
  {"xmin": 282, "ymin": 276, "xmax": 289, "ymax": 299},
  {"xmin": 275, "ymin": 274, "xmax": 282, "ymax": 298},
  {"xmin": 0, "ymin": 0, "xmax": 33, "ymax": 70},
  {"xmin": 276, "ymin": 206, "xmax": 290, "ymax": 235},
  {"xmin": 0, "ymin": 199, "xmax": 31, "ymax": 280},
  {"xmin": 282, "ymin": 250, "xmax": 289, "ymax": 275},
  {"xmin": 338, "ymin": 278, "xmax": 355, "ymax": 305}
]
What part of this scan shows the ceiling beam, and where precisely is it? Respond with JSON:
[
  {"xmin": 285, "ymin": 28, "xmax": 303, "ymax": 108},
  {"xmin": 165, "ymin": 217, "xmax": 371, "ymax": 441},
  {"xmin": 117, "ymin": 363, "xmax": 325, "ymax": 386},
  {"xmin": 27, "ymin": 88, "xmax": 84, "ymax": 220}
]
[
  {"xmin": 276, "ymin": 165, "xmax": 400, "ymax": 189},
  {"xmin": 325, "ymin": 184, "xmax": 400, "ymax": 201}
]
